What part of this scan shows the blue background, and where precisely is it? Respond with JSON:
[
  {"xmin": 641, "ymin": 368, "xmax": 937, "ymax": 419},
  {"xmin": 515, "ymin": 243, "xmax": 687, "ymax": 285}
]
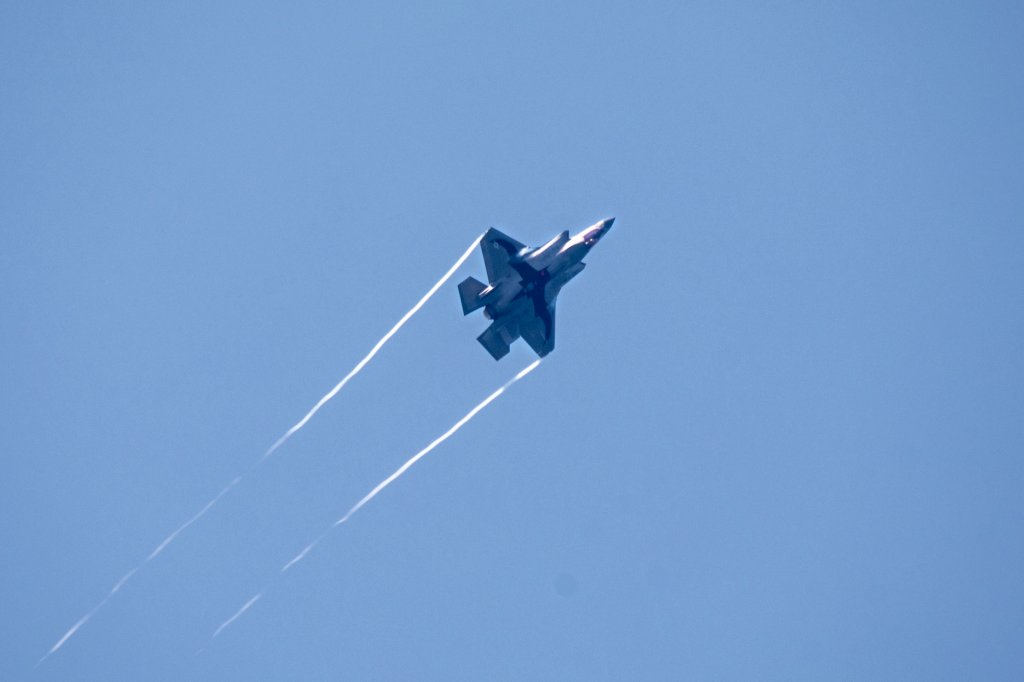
[{"xmin": 3, "ymin": 2, "xmax": 1022, "ymax": 679}]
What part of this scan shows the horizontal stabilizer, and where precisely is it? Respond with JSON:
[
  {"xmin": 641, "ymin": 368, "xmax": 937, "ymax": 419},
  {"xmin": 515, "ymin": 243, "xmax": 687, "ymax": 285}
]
[
  {"xmin": 458, "ymin": 276, "xmax": 488, "ymax": 315},
  {"xmin": 477, "ymin": 321, "xmax": 518, "ymax": 361}
]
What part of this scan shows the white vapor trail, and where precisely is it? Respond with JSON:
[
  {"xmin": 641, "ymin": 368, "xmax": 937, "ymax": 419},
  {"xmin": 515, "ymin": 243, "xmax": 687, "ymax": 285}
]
[
  {"xmin": 280, "ymin": 359, "xmax": 543, "ymax": 574},
  {"xmin": 39, "ymin": 236, "xmax": 484, "ymax": 666},
  {"xmin": 281, "ymin": 540, "xmax": 318, "ymax": 573},
  {"xmin": 211, "ymin": 360, "xmax": 543, "ymax": 641},
  {"xmin": 262, "ymin": 234, "xmax": 484, "ymax": 460},
  {"xmin": 148, "ymin": 477, "xmax": 242, "ymax": 561},
  {"xmin": 212, "ymin": 593, "xmax": 263, "ymax": 638},
  {"xmin": 39, "ymin": 477, "xmax": 241, "ymax": 664},
  {"xmin": 43, "ymin": 614, "xmax": 91, "ymax": 660},
  {"xmin": 332, "ymin": 359, "xmax": 543, "ymax": 527}
]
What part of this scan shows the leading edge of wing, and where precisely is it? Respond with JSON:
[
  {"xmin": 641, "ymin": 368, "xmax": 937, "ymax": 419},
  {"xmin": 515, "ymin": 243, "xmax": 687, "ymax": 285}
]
[{"xmin": 481, "ymin": 227, "xmax": 527, "ymax": 283}]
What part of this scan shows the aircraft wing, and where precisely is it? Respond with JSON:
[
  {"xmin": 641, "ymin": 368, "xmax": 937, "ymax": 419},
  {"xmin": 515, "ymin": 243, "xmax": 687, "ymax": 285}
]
[
  {"xmin": 519, "ymin": 295, "xmax": 556, "ymax": 357},
  {"xmin": 481, "ymin": 228, "xmax": 527, "ymax": 283}
]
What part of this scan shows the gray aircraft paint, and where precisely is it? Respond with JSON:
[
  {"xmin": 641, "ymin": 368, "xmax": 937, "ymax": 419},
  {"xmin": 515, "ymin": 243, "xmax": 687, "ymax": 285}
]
[{"xmin": 458, "ymin": 218, "xmax": 614, "ymax": 360}]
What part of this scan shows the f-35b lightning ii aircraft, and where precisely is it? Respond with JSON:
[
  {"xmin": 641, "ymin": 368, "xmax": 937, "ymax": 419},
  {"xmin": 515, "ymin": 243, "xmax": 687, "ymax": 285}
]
[{"xmin": 458, "ymin": 218, "xmax": 614, "ymax": 360}]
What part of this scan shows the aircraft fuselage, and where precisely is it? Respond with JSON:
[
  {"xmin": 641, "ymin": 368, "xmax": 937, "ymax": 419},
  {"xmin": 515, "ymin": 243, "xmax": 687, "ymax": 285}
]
[{"xmin": 458, "ymin": 217, "xmax": 614, "ymax": 359}]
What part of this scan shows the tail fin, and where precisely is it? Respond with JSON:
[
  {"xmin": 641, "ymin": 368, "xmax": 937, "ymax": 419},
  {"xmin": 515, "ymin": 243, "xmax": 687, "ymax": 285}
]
[
  {"xmin": 477, "ymin": 322, "xmax": 515, "ymax": 360},
  {"xmin": 458, "ymin": 276, "xmax": 488, "ymax": 315}
]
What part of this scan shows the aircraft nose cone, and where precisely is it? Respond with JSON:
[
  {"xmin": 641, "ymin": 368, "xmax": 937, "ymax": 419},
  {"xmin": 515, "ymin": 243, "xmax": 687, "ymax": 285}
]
[{"xmin": 580, "ymin": 217, "xmax": 615, "ymax": 247}]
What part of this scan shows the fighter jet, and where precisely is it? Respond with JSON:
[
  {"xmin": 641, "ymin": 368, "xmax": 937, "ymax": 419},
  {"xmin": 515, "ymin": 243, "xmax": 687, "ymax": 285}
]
[{"xmin": 457, "ymin": 217, "xmax": 615, "ymax": 360}]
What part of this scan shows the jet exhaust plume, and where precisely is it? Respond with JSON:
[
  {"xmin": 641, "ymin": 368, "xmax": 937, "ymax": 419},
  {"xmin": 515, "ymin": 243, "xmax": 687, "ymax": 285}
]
[
  {"xmin": 211, "ymin": 360, "xmax": 543, "ymax": 640},
  {"xmin": 263, "ymin": 234, "xmax": 484, "ymax": 460}
]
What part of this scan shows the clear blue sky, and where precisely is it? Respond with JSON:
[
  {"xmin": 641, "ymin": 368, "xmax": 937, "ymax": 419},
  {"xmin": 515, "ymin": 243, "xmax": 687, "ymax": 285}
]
[{"xmin": 3, "ymin": 2, "xmax": 1022, "ymax": 680}]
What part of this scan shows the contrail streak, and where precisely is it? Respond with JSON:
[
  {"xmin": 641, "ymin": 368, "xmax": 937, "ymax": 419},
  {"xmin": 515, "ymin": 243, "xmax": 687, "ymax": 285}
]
[
  {"xmin": 148, "ymin": 477, "xmax": 242, "ymax": 561},
  {"xmin": 212, "ymin": 593, "xmax": 263, "ymax": 638},
  {"xmin": 262, "ymin": 234, "xmax": 484, "ymax": 460},
  {"xmin": 280, "ymin": 359, "xmax": 543, "ymax": 574},
  {"xmin": 38, "ymin": 236, "xmax": 484, "ymax": 666},
  {"xmin": 212, "ymin": 360, "xmax": 542, "ymax": 640},
  {"xmin": 281, "ymin": 539, "xmax": 320, "ymax": 573},
  {"xmin": 332, "ymin": 359, "xmax": 543, "ymax": 527},
  {"xmin": 38, "ymin": 476, "xmax": 243, "ymax": 664},
  {"xmin": 110, "ymin": 568, "xmax": 138, "ymax": 595},
  {"xmin": 41, "ymin": 614, "xmax": 92, "ymax": 662}
]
